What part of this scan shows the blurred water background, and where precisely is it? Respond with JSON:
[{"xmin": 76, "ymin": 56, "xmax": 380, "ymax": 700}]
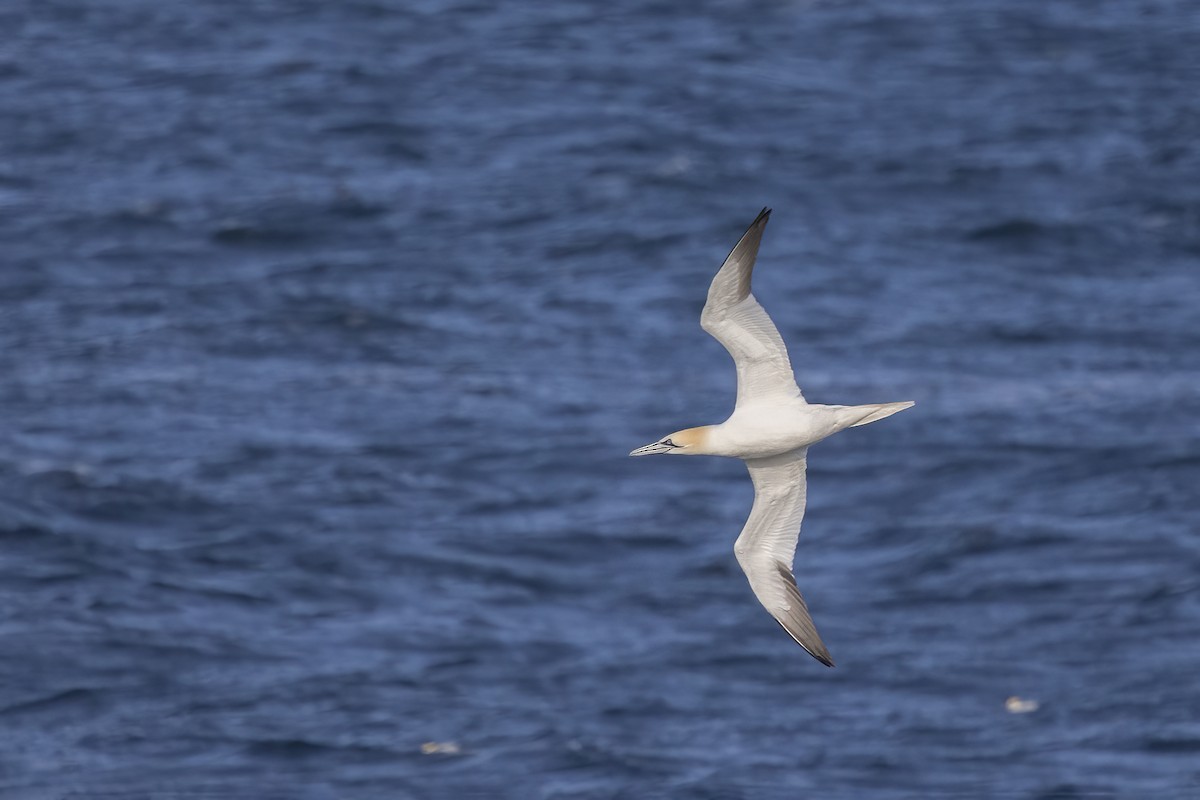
[{"xmin": 2, "ymin": 1, "xmax": 1199, "ymax": 798}]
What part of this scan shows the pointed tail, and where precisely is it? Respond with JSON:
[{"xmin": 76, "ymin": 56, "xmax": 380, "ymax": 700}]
[{"xmin": 848, "ymin": 401, "xmax": 915, "ymax": 428}]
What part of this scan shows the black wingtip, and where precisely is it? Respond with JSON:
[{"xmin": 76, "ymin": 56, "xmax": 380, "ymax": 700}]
[
  {"xmin": 755, "ymin": 207, "xmax": 772, "ymax": 226},
  {"xmin": 774, "ymin": 619, "xmax": 836, "ymax": 667},
  {"xmin": 806, "ymin": 643, "xmax": 837, "ymax": 668}
]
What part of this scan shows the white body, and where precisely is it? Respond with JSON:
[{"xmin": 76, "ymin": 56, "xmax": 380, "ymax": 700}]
[
  {"xmin": 707, "ymin": 400, "xmax": 875, "ymax": 460},
  {"xmin": 630, "ymin": 208, "xmax": 913, "ymax": 667}
]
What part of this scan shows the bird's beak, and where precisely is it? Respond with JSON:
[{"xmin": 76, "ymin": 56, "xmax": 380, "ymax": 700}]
[{"xmin": 629, "ymin": 441, "xmax": 671, "ymax": 457}]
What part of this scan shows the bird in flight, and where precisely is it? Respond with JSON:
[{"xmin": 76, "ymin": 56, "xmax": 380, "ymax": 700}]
[{"xmin": 629, "ymin": 208, "xmax": 913, "ymax": 667}]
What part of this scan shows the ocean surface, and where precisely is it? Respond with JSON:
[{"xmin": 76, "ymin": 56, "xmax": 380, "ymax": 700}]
[{"xmin": 2, "ymin": 1, "xmax": 1199, "ymax": 797}]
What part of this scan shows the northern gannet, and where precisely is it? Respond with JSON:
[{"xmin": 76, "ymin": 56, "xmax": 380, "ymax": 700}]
[{"xmin": 629, "ymin": 208, "xmax": 914, "ymax": 667}]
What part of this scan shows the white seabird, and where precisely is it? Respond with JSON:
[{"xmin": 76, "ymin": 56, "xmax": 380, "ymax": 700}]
[{"xmin": 630, "ymin": 208, "xmax": 913, "ymax": 667}]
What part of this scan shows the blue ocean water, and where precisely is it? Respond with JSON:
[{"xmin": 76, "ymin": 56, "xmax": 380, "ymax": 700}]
[{"xmin": 2, "ymin": 1, "xmax": 1199, "ymax": 797}]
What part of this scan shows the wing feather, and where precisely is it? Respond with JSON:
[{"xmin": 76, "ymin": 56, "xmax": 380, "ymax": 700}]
[
  {"xmin": 733, "ymin": 450, "xmax": 833, "ymax": 666},
  {"xmin": 700, "ymin": 208, "xmax": 804, "ymax": 407}
]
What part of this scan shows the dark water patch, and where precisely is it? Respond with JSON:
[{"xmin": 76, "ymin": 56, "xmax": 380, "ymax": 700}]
[
  {"xmin": 0, "ymin": 688, "xmax": 107, "ymax": 718},
  {"xmin": 241, "ymin": 737, "xmax": 395, "ymax": 760},
  {"xmin": 1143, "ymin": 736, "xmax": 1200, "ymax": 754},
  {"xmin": 211, "ymin": 218, "xmax": 324, "ymax": 247}
]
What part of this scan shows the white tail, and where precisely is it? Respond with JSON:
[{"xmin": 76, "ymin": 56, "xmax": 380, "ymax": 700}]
[{"xmin": 848, "ymin": 401, "xmax": 915, "ymax": 428}]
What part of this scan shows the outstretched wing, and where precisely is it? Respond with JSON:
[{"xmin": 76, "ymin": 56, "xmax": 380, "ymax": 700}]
[
  {"xmin": 700, "ymin": 208, "xmax": 804, "ymax": 408},
  {"xmin": 733, "ymin": 449, "xmax": 833, "ymax": 666}
]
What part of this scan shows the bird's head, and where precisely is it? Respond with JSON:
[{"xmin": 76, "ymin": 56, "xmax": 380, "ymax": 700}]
[{"xmin": 629, "ymin": 426, "xmax": 713, "ymax": 457}]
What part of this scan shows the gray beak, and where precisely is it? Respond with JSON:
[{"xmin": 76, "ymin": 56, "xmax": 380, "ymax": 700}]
[{"xmin": 629, "ymin": 441, "xmax": 671, "ymax": 457}]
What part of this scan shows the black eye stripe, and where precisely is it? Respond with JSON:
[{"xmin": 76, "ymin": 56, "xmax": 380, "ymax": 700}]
[{"xmin": 663, "ymin": 439, "xmax": 678, "ymax": 447}]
